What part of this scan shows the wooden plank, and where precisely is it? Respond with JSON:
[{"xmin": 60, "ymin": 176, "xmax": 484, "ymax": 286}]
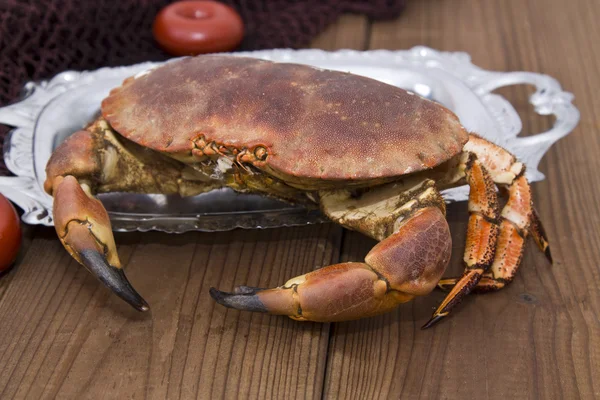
[
  {"xmin": 0, "ymin": 224, "xmax": 37, "ymax": 304},
  {"xmin": 324, "ymin": 0, "xmax": 600, "ymax": 399},
  {"xmin": 0, "ymin": 225, "xmax": 340, "ymax": 399}
]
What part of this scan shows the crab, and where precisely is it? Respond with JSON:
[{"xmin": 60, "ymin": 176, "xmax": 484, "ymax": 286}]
[{"xmin": 43, "ymin": 55, "xmax": 552, "ymax": 328}]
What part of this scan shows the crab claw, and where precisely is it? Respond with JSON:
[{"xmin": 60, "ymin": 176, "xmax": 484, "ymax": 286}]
[
  {"xmin": 208, "ymin": 262, "xmax": 415, "ymax": 322},
  {"xmin": 210, "ymin": 207, "xmax": 451, "ymax": 322},
  {"xmin": 52, "ymin": 175, "xmax": 149, "ymax": 311}
]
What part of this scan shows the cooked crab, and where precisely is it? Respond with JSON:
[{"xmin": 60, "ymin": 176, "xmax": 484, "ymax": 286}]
[{"xmin": 44, "ymin": 55, "xmax": 551, "ymax": 327}]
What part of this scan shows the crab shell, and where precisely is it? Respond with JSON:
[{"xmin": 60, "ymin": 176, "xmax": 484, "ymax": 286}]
[{"xmin": 101, "ymin": 56, "xmax": 468, "ymax": 184}]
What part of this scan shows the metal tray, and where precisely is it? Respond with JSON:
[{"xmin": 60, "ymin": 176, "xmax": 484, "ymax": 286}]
[{"xmin": 0, "ymin": 46, "xmax": 580, "ymax": 232}]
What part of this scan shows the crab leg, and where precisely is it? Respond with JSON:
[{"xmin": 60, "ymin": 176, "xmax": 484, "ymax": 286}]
[
  {"xmin": 44, "ymin": 120, "xmax": 222, "ymax": 311},
  {"xmin": 50, "ymin": 175, "xmax": 150, "ymax": 310},
  {"xmin": 437, "ymin": 175, "xmax": 532, "ymax": 293},
  {"xmin": 44, "ymin": 128, "xmax": 150, "ymax": 310},
  {"xmin": 530, "ymin": 207, "xmax": 552, "ymax": 263},
  {"xmin": 421, "ymin": 154, "xmax": 500, "ymax": 328},
  {"xmin": 210, "ymin": 180, "xmax": 453, "ymax": 322},
  {"xmin": 423, "ymin": 135, "xmax": 550, "ymax": 327},
  {"xmin": 465, "ymin": 135, "xmax": 551, "ymax": 261}
]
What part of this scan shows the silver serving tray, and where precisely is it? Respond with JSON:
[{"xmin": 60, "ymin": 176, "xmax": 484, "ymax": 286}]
[{"xmin": 0, "ymin": 46, "xmax": 579, "ymax": 232}]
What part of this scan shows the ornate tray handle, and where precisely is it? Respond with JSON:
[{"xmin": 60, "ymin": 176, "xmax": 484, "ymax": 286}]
[
  {"xmin": 1, "ymin": 125, "xmax": 54, "ymax": 225},
  {"xmin": 471, "ymin": 71, "xmax": 579, "ymax": 181}
]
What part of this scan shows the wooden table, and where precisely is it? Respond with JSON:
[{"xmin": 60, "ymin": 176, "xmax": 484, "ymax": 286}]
[{"xmin": 1, "ymin": 0, "xmax": 599, "ymax": 398}]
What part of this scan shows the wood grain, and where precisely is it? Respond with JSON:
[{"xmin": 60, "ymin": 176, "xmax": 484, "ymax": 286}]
[
  {"xmin": 323, "ymin": 0, "xmax": 600, "ymax": 399},
  {"xmin": 0, "ymin": 226, "xmax": 340, "ymax": 399},
  {"xmin": 0, "ymin": 224, "xmax": 37, "ymax": 304},
  {"xmin": 2, "ymin": 1, "xmax": 600, "ymax": 399}
]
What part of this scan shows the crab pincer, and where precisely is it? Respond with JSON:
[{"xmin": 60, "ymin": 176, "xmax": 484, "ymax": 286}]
[
  {"xmin": 54, "ymin": 176, "xmax": 149, "ymax": 310},
  {"xmin": 211, "ymin": 207, "xmax": 451, "ymax": 322},
  {"xmin": 45, "ymin": 131, "xmax": 149, "ymax": 311}
]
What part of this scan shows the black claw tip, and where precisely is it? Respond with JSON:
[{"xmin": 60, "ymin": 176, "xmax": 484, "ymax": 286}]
[
  {"xmin": 80, "ymin": 249, "xmax": 150, "ymax": 312},
  {"xmin": 545, "ymin": 248, "xmax": 553, "ymax": 265},
  {"xmin": 209, "ymin": 287, "xmax": 268, "ymax": 313},
  {"xmin": 421, "ymin": 313, "xmax": 447, "ymax": 330}
]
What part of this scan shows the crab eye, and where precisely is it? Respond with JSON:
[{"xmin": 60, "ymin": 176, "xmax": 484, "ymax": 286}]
[{"xmin": 254, "ymin": 146, "xmax": 268, "ymax": 161}]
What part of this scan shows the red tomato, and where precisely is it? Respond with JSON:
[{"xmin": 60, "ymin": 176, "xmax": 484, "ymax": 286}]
[
  {"xmin": 0, "ymin": 194, "xmax": 21, "ymax": 271},
  {"xmin": 153, "ymin": 1, "xmax": 244, "ymax": 56}
]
